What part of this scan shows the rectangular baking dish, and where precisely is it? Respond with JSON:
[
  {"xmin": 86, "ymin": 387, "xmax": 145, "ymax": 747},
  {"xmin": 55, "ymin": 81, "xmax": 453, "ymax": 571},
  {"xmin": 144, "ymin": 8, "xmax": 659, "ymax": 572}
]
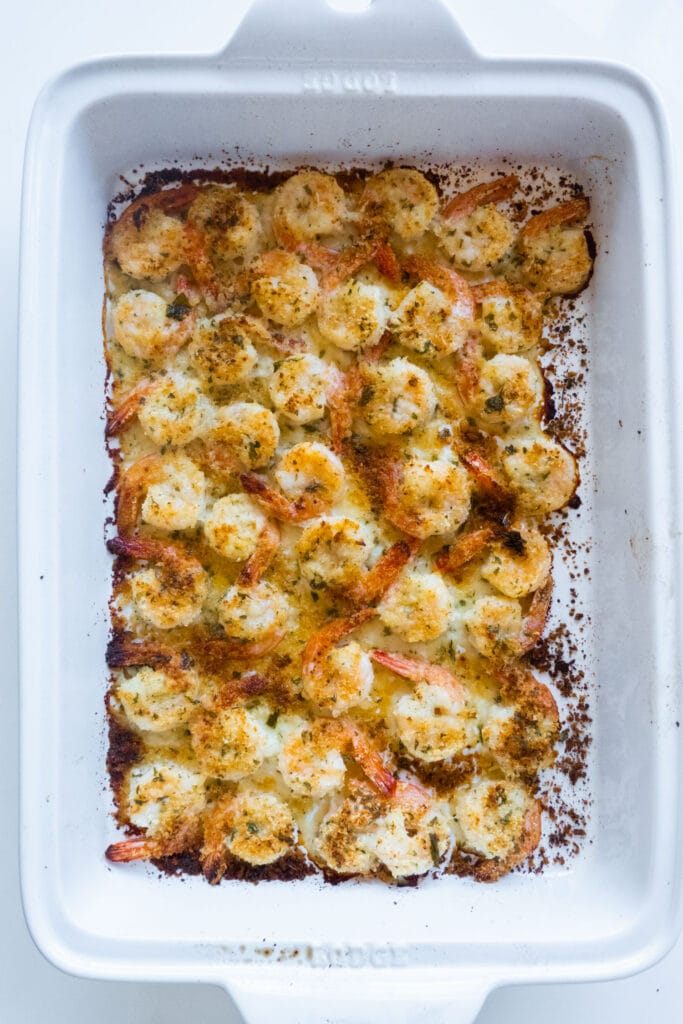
[{"xmin": 18, "ymin": 1, "xmax": 683, "ymax": 1021}]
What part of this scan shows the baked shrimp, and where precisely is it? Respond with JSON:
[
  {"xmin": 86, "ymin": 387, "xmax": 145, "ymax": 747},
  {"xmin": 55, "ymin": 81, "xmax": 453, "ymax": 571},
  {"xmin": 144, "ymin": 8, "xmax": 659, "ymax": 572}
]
[
  {"xmin": 435, "ymin": 175, "xmax": 518, "ymax": 272},
  {"xmin": 104, "ymin": 167, "xmax": 588, "ymax": 886},
  {"xmin": 513, "ymin": 196, "xmax": 593, "ymax": 296}
]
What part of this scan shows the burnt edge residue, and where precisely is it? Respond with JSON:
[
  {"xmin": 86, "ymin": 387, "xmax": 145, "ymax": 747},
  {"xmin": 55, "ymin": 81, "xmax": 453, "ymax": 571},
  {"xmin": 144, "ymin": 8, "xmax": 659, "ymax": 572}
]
[{"xmin": 103, "ymin": 161, "xmax": 594, "ymax": 885}]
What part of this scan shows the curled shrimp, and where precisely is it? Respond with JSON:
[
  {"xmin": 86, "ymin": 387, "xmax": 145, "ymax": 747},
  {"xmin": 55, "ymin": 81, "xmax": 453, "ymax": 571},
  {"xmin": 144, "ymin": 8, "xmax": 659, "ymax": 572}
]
[
  {"xmin": 105, "ymin": 184, "xmax": 198, "ymax": 280},
  {"xmin": 280, "ymin": 717, "xmax": 395, "ymax": 798},
  {"xmin": 401, "ymin": 255, "xmax": 475, "ymax": 316},
  {"xmin": 241, "ymin": 441, "xmax": 345, "ymax": 523},
  {"xmin": 485, "ymin": 663, "xmax": 560, "ymax": 774},
  {"xmin": 375, "ymin": 451, "xmax": 471, "ymax": 539},
  {"xmin": 116, "ymin": 452, "xmax": 205, "ymax": 535},
  {"xmin": 514, "ymin": 196, "xmax": 593, "ymax": 296},
  {"xmin": 271, "ymin": 171, "xmax": 349, "ymax": 249},
  {"xmin": 106, "ymin": 372, "xmax": 209, "ymax": 445},
  {"xmin": 109, "ymin": 534, "xmax": 208, "ymax": 630},
  {"xmin": 371, "ymin": 651, "xmax": 479, "ymax": 764},
  {"xmin": 472, "ymin": 281, "xmax": 543, "ymax": 355},
  {"xmin": 302, "ymin": 608, "xmax": 376, "ymax": 684},
  {"xmin": 316, "ymin": 776, "xmax": 451, "ymax": 878},
  {"xmin": 201, "ymin": 788, "xmax": 297, "ymax": 882},
  {"xmin": 106, "ymin": 818, "xmax": 202, "ymax": 864},
  {"xmin": 436, "ymin": 176, "xmax": 518, "ymax": 273},
  {"xmin": 465, "ymin": 577, "xmax": 552, "ymax": 659},
  {"xmin": 452, "ymin": 778, "xmax": 542, "ymax": 882},
  {"xmin": 301, "ymin": 609, "xmax": 384, "ymax": 724}
]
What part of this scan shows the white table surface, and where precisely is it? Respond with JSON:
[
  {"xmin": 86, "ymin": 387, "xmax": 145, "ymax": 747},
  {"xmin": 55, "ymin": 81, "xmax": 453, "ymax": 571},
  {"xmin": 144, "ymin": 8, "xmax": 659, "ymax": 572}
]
[{"xmin": 3, "ymin": 1, "xmax": 682, "ymax": 1020}]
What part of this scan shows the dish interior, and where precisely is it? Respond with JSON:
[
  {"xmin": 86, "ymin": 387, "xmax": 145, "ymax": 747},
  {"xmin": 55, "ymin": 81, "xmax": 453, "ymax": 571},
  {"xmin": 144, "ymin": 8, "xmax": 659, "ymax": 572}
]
[{"xmin": 28, "ymin": 80, "xmax": 676, "ymax": 968}]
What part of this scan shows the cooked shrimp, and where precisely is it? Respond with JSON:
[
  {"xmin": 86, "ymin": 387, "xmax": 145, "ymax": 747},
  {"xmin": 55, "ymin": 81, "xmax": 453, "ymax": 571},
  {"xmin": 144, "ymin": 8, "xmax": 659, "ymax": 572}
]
[
  {"xmin": 480, "ymin": 522, "xmax": 552, "ymax": 598},
  {"xmin": 116, "ymin": 452, "xmax": 205, "ymax": 535},
  {"xmin": 465, "ymin": 577, "xmax": 552, "ymax": 658},
  {"xmin": 317, "ymin": 279, "xmax": 388, "ymax": 351},
  {"xmin": 113, "ymin": 289, "xmax": 194, "ymax": 362},
  {"xmin": 457, "ymin": 351, "xmax": 544, "ymax": 430},
  {"xmin": 188, "ymin": 312, "xmax": 266, "ymax": 388},
  {"xmin": 377, "ymin": 567, "xmax": 452, "ymax": 642},
  {"xmin": 316, "ymin": 778, "xmax": 451, "ymax": 879},
  {"xmin": 484, "ymin": 665, "xmax": 560, "ymax": 774},
  {"xmin": 435, "ymin": 175, "xmax": 518, "ymax": 272},
  {"xmin": 107, "ymin": 185, "xmax": 196, "ymax": 280},
  {"xmin": 358, "ymin": 357, "xmax": 437, "ymax": 435},
  {"xmin": 361, "ymin": 169, "xmax": 439, "ymax": 241},
  {"xmin": 186, "ymin": 185, "xmax": 263, "ymax": 261},
  {"xmin": 452, "ymin": 778, "xmax": 541, "ymax": 881},
  {"xmin": 217, "ymin": 580, "xmax": 289, "ymax": 654},
  {"xmin": 201, "ymin": 787, "xmax": 297, "ymax": 881},
  {"xmin": 202, "ymin": 493, "xmax": 267, "ymax": 563},
  {"xmin": 242, "ymin": 441, "xmax": 345, "ymax": 522},
  {"xmin": 109, "ymin": 534, "xmax": 209, "ymax": 629},
  {"xmin": 370, "ymin": 649, "xmax": 478, "ymax": 763},
  {"xmin": 379, "ymin": 453, "xmax": 471, "ymax": 539},
  {"xmin": 189, "ymin": 703, "xmax": 280, "ymax": 781},
  {"xmin": 473, "ymin": 281, "xmax": 543, "ymax": 355},
  {"xmin": 107, "ymin": 372, "xmax": 210, "ymax": 446},
  {"xmin": 388, "ymin": 275, "xmax": 474, "ymax": 357},
  {"xmin": 279, "ymin": 717, "xmax": 394, "ymax": 798},
  {"xmin": 501, "ymin": 436, "xmax": 578, "ymax": 513},
  {"xmin": 250, "ymin": 250, "xmax": 320, "ymax": 327},
  {"xmin": 269, "ymin": 355, "xmax": 350, "ymax": 451},
  {"xmin": 115, "ymin": 664, "xmax": 200, "ymax": 733},
  {"xmin": 106, "ymin": 755, "xmax": 206, "ymax": 863},
  {"xmin": 514, "ymin": 196, "xmax": 593, "ymax": 295},
  {"xmin": 296, "ymin": 516, "xmax": 372, "ymax": 590},
  {"xmin": 202, "ymin": 402, "xmax": 280, "ymax": 473},
  {"xmin": 271, "ymin": 171, "xmax": 349, "ymax": 249},
  {"xmin": 301, "ymin": 609, "xmax": 377, "ymax": 717}
]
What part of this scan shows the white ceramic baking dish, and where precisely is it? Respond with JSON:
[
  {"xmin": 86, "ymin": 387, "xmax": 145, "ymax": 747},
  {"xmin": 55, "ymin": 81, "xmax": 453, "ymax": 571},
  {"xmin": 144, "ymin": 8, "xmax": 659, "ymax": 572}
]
[{"xmin": 18, "ymin": 0, "xmax": 683, "ymax": 1021}]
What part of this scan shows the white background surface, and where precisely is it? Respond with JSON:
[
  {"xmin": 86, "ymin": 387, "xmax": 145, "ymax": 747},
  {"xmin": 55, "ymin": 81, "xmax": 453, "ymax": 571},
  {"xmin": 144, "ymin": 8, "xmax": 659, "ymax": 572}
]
[{"xmin": 4, "ymin": 0, "xmax": 682, "ymax": 1020}]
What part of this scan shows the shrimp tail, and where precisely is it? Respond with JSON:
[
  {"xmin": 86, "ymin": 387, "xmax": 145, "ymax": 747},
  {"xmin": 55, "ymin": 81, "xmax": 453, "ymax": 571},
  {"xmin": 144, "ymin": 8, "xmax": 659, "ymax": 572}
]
[
  {"xmin": 402, "ymin": 255, "xmax": 475, "ymax": 316},
  {"xmin": 369, "ymin": 649, "xmax": 464, "ymax": 698},
  {"xmin": 435, "ymin": 524, "xmax": 500, "ymax": 576},
  {"xmin": 519, "ymin": 197, "xmax": 590, "ymax": 240},
  {"xmin": 240, "ymin": 472, "xmax": 301, "ymax": 522},
  {"xmin": 516, "ymin": 577, "xmax": 553, "ymax": 653},
  {"xmin": 441, "ymin": 175, "xmax": 519, "ymax": 220},
  {"xmin": 342, "ymin": 720, "xmax": 397, "ymax": 797},
  {"xmin": 106, "ymin": 633, "xmax": 192, "ymax": 673},
  {"xmin": 347, "ymin": 539, "xmax": 419, "ymax": 605},
  {"xmin": 236, "ymin": 521, "xmax": 280, "ymax": 587},
  {"xmin": 459, "ymin": 449, "xmax": 513, "ymax": 511},
  {"xmin": 302, "ymin": 609, "xmax": 377, "ymax": 681},
  {"xmin": 106, "ymin": 837, "xmax": 160, "ymax": 862},
  {"xmin": 106, "ymin": 379, "xmax": 155, "ymax": 437}
]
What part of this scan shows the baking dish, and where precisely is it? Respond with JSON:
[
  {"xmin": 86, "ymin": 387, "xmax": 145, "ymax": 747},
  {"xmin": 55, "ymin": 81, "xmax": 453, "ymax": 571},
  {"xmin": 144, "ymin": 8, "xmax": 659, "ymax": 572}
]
[{"xmin": 18, "ymin": 0, "xmax": 683, "ymax": 1021}]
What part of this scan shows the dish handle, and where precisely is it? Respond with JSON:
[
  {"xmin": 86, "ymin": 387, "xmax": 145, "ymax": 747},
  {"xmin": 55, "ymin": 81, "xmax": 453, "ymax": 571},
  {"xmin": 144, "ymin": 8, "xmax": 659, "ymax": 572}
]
[
  {"xmin": 227, "ymin": 973, "xmax": 489, "ymax": 1024},
  {"xmin": 221, "ymin": 0, "xmax": 477, "ymax": 67}
]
